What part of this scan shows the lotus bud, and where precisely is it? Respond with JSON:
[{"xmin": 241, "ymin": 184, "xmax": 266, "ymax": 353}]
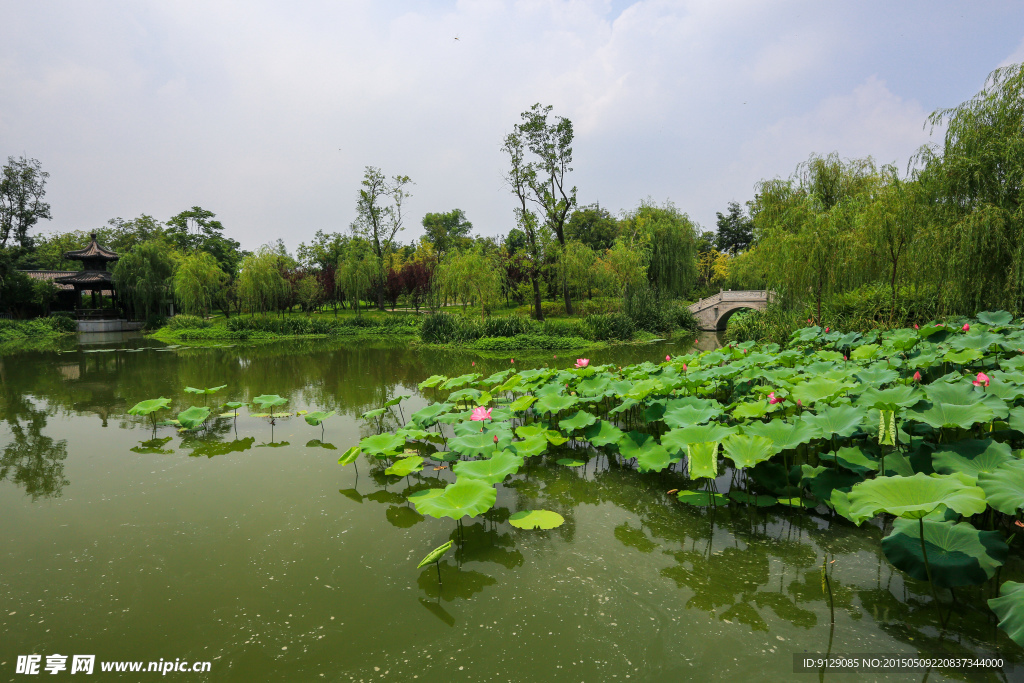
[
  {"xmin": 510, "ymin": 358, "xmax": 514, "ymax": 364},
  {"xmin": 807, "ymin": 318, "xmax": 812, "ymax": 324},
  {"xmin": 493, "ymin": 434, "xmax": 499, "ymax": 444},
  {"xmin": 843, "ymin": 355, "xmax": 848, "ymax": 361},
  {"xmin": 471, "ymin": 361, "xmax": 475, "ymax": 366},
  {"xmin": 666, "ymin": 355, "xmax": 671, "ymax": 362},
  {"xmin": 913, "ymin": 324, "xmax": 919, "ymax": 330},
  {"xmin": 913, "ymin": 370, "xmax": 922, "ymax": 382},
  {"xmin": 797, "ymin": 399, "xmax": 802, "ymax": 408},
  {"xmin": 742, "ymin": 349, "xmax": 747, "ymax": 354},
  {"xmin": 683, "ymin": 364, "xmax": 688, "ymax": 372},
  {"xmin": 973, "ymin": 372, "xmax": 990, "ymax": 387},
  {"xmin": 824, "ymin": 327, "xmax": 830, "ymax": 333},
  {"xmin": 963, "ymin": 323, "xmax": 970, "ymax": 332}
]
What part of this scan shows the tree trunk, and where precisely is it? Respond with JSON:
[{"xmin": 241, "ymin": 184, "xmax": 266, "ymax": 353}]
[
  {"xmin": 563, "ymin": 279, "xmax": 573, "ymax": 315},
  {"xmin": 532, "ymin": 274, "xmax": 544, "ymax": 321}
]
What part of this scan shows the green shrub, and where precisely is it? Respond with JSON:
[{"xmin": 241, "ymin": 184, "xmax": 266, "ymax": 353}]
[
  {"xmin": 724, "ymin": 304, "xmax": 802, "ymax": 346},
  {"xmin": 482, "ymin": 315, "xmax": 534, "ymax": 338},
  {"xmin": 584, "ymin": 313, "xmax": 635, "ymax": 341},
  {"xmin": 165, "ymin": 315, "xmax": 211, "ymax": 330},
  {"xmin": 44, "ymin": 314, "xmax": 77, "ymax": 333},
  {"xmin": 471, "ymin": 334, "xmax": 592, "ymax": 350},
  {"xmin": 624, "ymin": 288, "xmax": 671, "ymax": 333},
  {"xmin": 420, "ymin": 312, "xmax": 483, "ymax": 344},
  {"xmin": 668, "ymin": 304, "xmax": 700, "ymax": 333},
  {"xmin": 540, "ymin": 318, "xmax": 587, "ymax": 339}
]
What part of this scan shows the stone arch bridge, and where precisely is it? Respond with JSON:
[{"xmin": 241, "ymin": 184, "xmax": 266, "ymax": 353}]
[{"xmin": 688, "ymin": 290, "xmax": 771, "ymax": 331}]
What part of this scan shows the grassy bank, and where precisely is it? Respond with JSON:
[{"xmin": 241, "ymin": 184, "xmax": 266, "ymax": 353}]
[{"xmin": 0, "ymin": 316, "xmax": 77, "ymax": 354}]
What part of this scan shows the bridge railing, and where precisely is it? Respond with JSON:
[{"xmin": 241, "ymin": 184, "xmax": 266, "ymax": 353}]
[{"xmin": 689, "ymin": 290, "xmax": 769, "ymax": 311}]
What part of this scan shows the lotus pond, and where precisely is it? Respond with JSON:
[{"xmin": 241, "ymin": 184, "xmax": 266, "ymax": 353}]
[{"xmin": 2, "ymin": 327, "xmax": 1023, "ymax": 681}]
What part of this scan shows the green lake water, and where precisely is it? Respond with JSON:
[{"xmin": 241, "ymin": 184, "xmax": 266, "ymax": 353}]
[{"xmin": 1, "ymin": 336, "xmax": 1020, "ymax": 682}]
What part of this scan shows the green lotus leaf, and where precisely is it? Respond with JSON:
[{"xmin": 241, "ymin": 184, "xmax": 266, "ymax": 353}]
[
  {"xmin": 410, "ymin": 402, "xmax": 454, "ymax": 427},
  {"xmin": 729, "ymin": 490, "xmax": 778, "ymax": 507},
  {"xmin": 358, "ymin": 432, "xmax": 406, "ymax": 456},
  {"xmin": 534, "ymin": 393, "xmax": 578, "ymax": 415},
  {"xmin": 583, "ymin": 420, "xmax": 625, "ymax": 447},
  {"xmin": 881, "ymin": 451, "xmax": 916, "ymax": 477},
  {"xmin": 509, "ymin": 509, "xmax": 565, "ymax": 530},
  {"xmin": 847, "ymin": 472, "xmax": 988, "ymax": 523},
  {"xmin": 431, "ymin": 451, "xmax": 460, "ymax": 462},
  {"xmin": 447, "ymin": 388, "xmax": 482, "ymax": 405},
  {"xmin": 977, "ymin": 460, "xmax": 1024, "ymax": 515},
  {"xmin": 177, "ymin": 406, "xmax": 211, "ymax": 430},
  {"xmin": 989, "ymin": 581, "xmax": 1024, "ymax": 646},
  {"xmin": 480, "ymin": 369, "xmax": 513, "ymax": 387},
  {"xmin": 1001, "ymin": 356, "xmax": 1024, "ymax": 373},
  {"xmin": 742, "ymin": 418, "xmax": 819, "ymax": 453},
  {"xmin": 825, "ymin": 446, "xmax": 879, "ymax": 474},
  {"xmin": 412, "ymin": 478, "xmax": 497, "ymax": 520},
  {"xmin": 854, "ymin": 366, "xmax": 900, "ymax": 386},
  {"xmin": 418, "ymin": 375, "xmax": 447, "ymax": 390},
  {"xmin": 722, "ymin": 434, "xmax": 776, "ymax": 469},
  {"xmin": 417, "ymin": 540, "xmax": 453, "ymax": 568},
  {"xmin": 951, "ymin": 331, "xmax": 1004, "ymax": 352},
  {"xmin": 496, "ymin": 374, "xmax": 523, "ymax": 392},
  {"xmin": 924, "ymin": 381, "xmax": 981, "ymax": 406},
  {"xmin": 510, "ymin": 434, "xmax": 548, "ymax": 457},
  {"xmin": 777, "ymin": 497, "xmax": 814, "ymax": 508},
  {"xmin": 252, "ymin": 394, "xmax": 287, "ymax": 409},
  {"xmin": 513, "ymin": 425, "xmax": 567, "ymax": 445},
  {"xmin": 509, "ymin": 395, "xmax": 537, "ymax": 411},
  {"xmin": 676, "ymin": 490, "xmax": 729, "ymax": 506},
  {"xmin": 249, "ymin": 413, "xmax": 271, "ymax": 418},
  {"xmin": 944, "ymin": 348, "xmax": 983, "ymax": 365},
  {"xmin": 804, "ymin": 467, "xmax": 863, "ymax": 503},
  {"xmin": 306, "ymin": 439, "xmax": 337, "ymax": 450},
  {"xmin": 384, "ymin": 394, "xmax": 410, "ymax": 407},
  {"xmin": 687, "ymin": 441, "xmax": 720, "ymax": 479},
  {"xmin": 576, "ymin": 376, "xmax": 610, "ymax": 397},
  {"xmin": 731, "ymin": 400, "xmax": 770, "ymax": 420},
  {"xmin": 386, "ymin": 456, "xmax": 424, "ymax": 477},
  {"xmin": 450, "ymin": 431, "xmax": 512, "ymax": 457},
  {"xmin": 931, "ymin": 438, "xmax": 1013, "ymax": 483},
  {"xmin": 623, "ymin": 379, "xmax": 662, "ymax": 400},
  {"xmin": 906, "ymin": 402, "xmax": 994, "ymax": 429},
  {"xmin": 304, "ymin": 410, "xmax": 335, "ymax": 426},
  {"xmin": 662, "ymin": 405, "xmax": 722, "ymax": 428},
  {"xmin": 883, "ymin": 518, "xmax": 1007, "ymax": 588},
  {"xmin": 850, "ymin": 343, "xmax": 880, "ymax": 360},
  {"xmin": 558, "ymin": 410, "xmax": 597, "ymax": 433},
  {"xmin": 617, "ymin": 432, "xmax": 672, "ymax": 473},
  {"xmin": 128, "ymin": 398, "xmax": 172, "ymax": 416},
  {"xmin": 977, "ymin": 311, "xmax": 1013, "ymax": 326},
  {"xmin": 130, "ymin": 436, "xmax": 174, "ymax": 454},
  {"xmin": 395, "ymin": 427, "xmax": 437, "ymax": 442},
  {"xmin": 440, "ymin": 373, "xmax": 481, "ymax": 390},
  {"xmin": 556, "ymin": 458, "xmax": 586, "ymax": 467},
  {"xmin": 223, "ymin": 401, "xmax": 245, "ymax": 410},
  {"xmin": 185, "ymin": 384, "xmax": 226, "ymax": 395},
  {"xmin": 452, "ymin": 450, "xmax": 523, "ymax": 484},
  {"xmin": 856, "ymin": 385, "xmax": 922, "ymax": 411},
  {"xmin": 790, "ymin": 376, "xmax": 850, "ymax": 405},
  {"xmin": 662, "ymin": 423, "xmax": 736, "ymax": 453},
  {"xmin": 805, "ymin": 404, "xmax": 863, "ymax": 439},
  {"xmin": 271, "ymin": 412, "xmax": 291, "ymax": 419}
]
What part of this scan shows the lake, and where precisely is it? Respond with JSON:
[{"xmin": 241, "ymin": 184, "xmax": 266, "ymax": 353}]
[{"xmin": 0, "ymin": 335, "xmax": 1018, "ymax": 681}]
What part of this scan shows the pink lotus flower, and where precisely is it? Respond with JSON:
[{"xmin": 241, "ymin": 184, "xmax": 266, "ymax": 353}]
[
  {"xmin": 913, "ymin": 370, "xmax": 922, "ymax": 382},
  {"xmin": 742, "ymin": 349, "xmax": 747, "ymax": 354},
  {"xmin": 973, "ymin": 372, "xmax": 990, "ymax": 387},
  {"xmin": 913, "ymin": 324, "xmax": 919, "ymax": 330},
  {"xmin": 768, "ymin": 392, "xmax": 780, "ymax": 405},
  {"xmin": 963, "ymin": 323, "xmax": 970, "ymax": 332},
  {"xmin": 683, "ymin": 364, "xmax": 688, "ymax": 372},
  {"xmin": 825, "ymin": 327, "xmax": 830, "ymax": 333},
  {"xmin": 574, "ymin": 358, "xmax": 590, "ymax": 368},
  {"xmin": 510, "ymin": 358, "xmax": 514, "ymax": 364},
  {"xmin": 471, "ymin": 361, "xmax": 475, "ymax": 366},
  {"xmin": 470, "ymin": 406, "xmax": 492, "ymax": 422},
  {"xmin": 666, "ymin": 355, "xmax": 671, "ymax": 362}
]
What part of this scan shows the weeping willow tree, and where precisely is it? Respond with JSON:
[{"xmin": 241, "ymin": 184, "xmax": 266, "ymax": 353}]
[
  {"xmin": 336, "ymin": 238, "xmax": 379, "ymax": 316},
  {"xmin": 618, "ymin": 200, "xmax": 698, "ymax": 299},
  {"xmin": 433, "ymin": 247, "xmax": 503, "ymax": 319},
  {"xmin": 237, "ymin": 246, "xmax": 290, "ymax": 315},
  {"xmin": 111, "ymin": 239, "xmax": 176, "ymax": 320},
  {"xmin": 552, "ymin": 239, "xmax": 597, "ymax": 300},
  {"xmin": 173, "ymin": 251, "xmax": 227, "ymax": 316},
  {"xmin": 751, "ymin": 153, "xmax": 878, "ymax": 323},
  {"xmin": 912, "ymin": 62, "xmax": 1024, "ymax": 315}
]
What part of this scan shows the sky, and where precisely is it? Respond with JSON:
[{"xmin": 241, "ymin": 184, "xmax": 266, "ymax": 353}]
[{"xmin": 2, "ymin": 1, "xmax": 1024, "ymax": 254}]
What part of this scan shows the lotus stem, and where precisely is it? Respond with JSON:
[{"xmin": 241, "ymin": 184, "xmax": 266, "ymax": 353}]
[{"xmin": 918, "ymin": 516, "xmax": 945, "ymax": 627}]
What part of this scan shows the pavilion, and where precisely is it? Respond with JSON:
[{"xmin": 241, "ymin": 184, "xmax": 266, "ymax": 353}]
[{"xmin": 54, "ymin": 233, "xmax": 119, "ymax": 316}]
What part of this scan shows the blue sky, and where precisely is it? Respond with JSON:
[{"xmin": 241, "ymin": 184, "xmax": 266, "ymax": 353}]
[{"xmin": 2, "ymin": 1, "xmax": 1023, "ymax": 252}]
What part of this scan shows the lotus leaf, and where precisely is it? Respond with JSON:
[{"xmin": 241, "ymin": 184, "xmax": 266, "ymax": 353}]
[
  {"xmin": 977, "ymin": 460, "xmax": 1024, "ymax": 515},
  {"xmin": 253, "ymin": 394, "xmax": 287, "ymax": 409},
  {"xmin": 617, "ymin": 432, "xmax": 672, "ymax": 473},
  {"xmin": 854, "ymin": 366, "xmax": 900, "ymax": 386},
  {"xmin": 410, "ymin": 402, "xmax": 454, "ymax": 427},
  {"xmin": 386, "ymin": 456, "xmax": 424, "ymax": 477},
  {"xmin": 304, "ymin": 410, "xmax": 335, "ymax": 426},
  {"xmin": 440, "ymin": 373, "xmax": 481, "ymax": 390},
  {"xmin": 511, "ymin": 435, "xmax": 548, "ymax": 457},
  {"xmin": 534, "ymin": 393, "xmax": 578, "ymax": 415},
  {"xmin": 558, "ymin": 410, "xmax": 597, "ymax": 433},
  {"xmin": 417, "ymin": 540, "xmax": 453, "ymax": 568},
  {"xmin": 271, "ymin": 412, "xmax": 291, "ymax": 419},
  {"xmin": 509, "ymin": 509, "xmax": 565, "ymax": 529},
  {"xmin": 185, "ymin": 384, "xmax": 226, "ymax": 395},
  {"xmin": 514, "ymin": 425, "xmax": 567, "ymax": 445},
  {"xmin": 989, "ymin": 581, "xmax": 1024, "ymax": 646},
  {"xmin": 452, "ymin": 450, "xmax": 523, "ymax": 484},
  {"xmin": 359, "ymin": 432, "xmax": 406, "ymax": 457},
  {"xmin": 576, "ymin": 376, "xmax": 611, "ymax": 397},
  {"xmin": 418, "ymin": 375, "xmax": 447, "ymax": 390},
  {"xmin": 805, "ymin": 467, "xmax": 863, "ymax": 503},
  {"xmin": 412, "ymin": 479, "xmax": 497, "ymax": 520},
  {"xmin": 847, "ymin": 472, "xmax": 988, "ymax": 523},
  {"xmin": 583, "ymin": 420, "xmax": 625, "ymax": 447},
  {"xmin": 850, "ymin": 343, "xmax": 880, "ymax": 360},
  {"xmin": 450, "ymin": 431, "xmax": 512, "ymax": 457},
  {"xmin": 806, "ymin": 404, "xmax": 864, "ymax": 439},
  {"xmin": 722, "ymin": 434, "xmax": 776, "ymax": 469},
  {"xmin": 509, "ymin": 395, "xmax": 537, "ymax": 411},
  {"xmin": 384, "ymin": 394, "xmax": 410, "ymax": 407},
  {"xmin": 826, "ymin": 446, "xmax": 879, "ymax": 473},
  {"xmin": 128, "ymin": 398, "xmax": 172, "ymax": 416},
  {"xmin": 662, "ymin": 423, "xmax": 736, "ymax": 453},
  {"xmin": 448, "ymin": 388, "xmax": 482, "ymax": 405},
  {"xmin": 223, "ymin": 401, "xmax": 245, "ymax": 410},
  {"xmin": 856, "ymin": 385, "xmax": 922, "ymax": 411},
  {"xmin": 907, "ymin": 402, "xmax": 994, "ymax": 429},
  {"xmin": 883, "ymin": 518, "xmax": 1007, "ymax": 588},
  {"xmin": 662, "ymin": 405, "xmax": 722, "ymax": 428},
  {"xmin": 924, "ymin": 381, "xmax": 981, "ymax": 406},
  {"xmin": 687, "ymin": 441, "xmax": 719, "ymax": 479},
  {"xmin": 676, "ymin": 490, "xmax": 729, "ymax": 506},
  {"xmin": 623, "ymin": 379, "xmax": 662, "ymax": 400},
  {"xmin": 742, "ymin": 419, "xmax": 819, "ymax": 453},
  {"xmin": 177, "ymin": 406, "xmax": 211, "ymax": 430},
  {"xmin": 556, "ymin": 458, "xmax": 586, "ymax": 467},
  {"xmin": 931, "ymin": 439, "xmax": 1013, "ymax": 482},
  {"xmin": 731, "ymin": 400, "xmax": 770, "ymax": 420},
  {"xmin": 944, "ymin": 348, "xmax": 984, "ymax": 365}
]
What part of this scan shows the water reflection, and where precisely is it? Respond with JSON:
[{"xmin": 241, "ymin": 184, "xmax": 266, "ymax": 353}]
[{"xmin": 0, "ymin": 407, "xmax": 68, "ymax": 499}]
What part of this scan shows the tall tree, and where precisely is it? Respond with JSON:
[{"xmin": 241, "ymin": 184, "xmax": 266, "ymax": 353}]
[
  {"xmin": 0, "ymin": 156, "xmax": 51, "ymax": 248},
  {"xmin": 421, "ymin": 209, "xmax": 473, "ymax": 257},
  {"xmin": 714, "ymin": 201, "xmax": 754, "ymax": 254},
  {"xmin": 501, "ymin": 129, "xmax": 547, "ymax": 320},
  {"xmin": 517, "ymin": 103, "xmax": 578, "ymax": 314},
  {"xmin": 351, "ymin": 167, "xmax": 413, "ymax": 310},
  {"xmin": 166, "ymin": 207, "xmax": 243, "ymax": 276},
  {"xmin": 111, "ymin": 239, "xmax": 176, "ymax": 320},
  {"xmin": 565, "ymin": 203, "xmax": 619, "ymax": 252},
  {"xmin": 173, "ymin": 251, "xmax": 228, "ymax": 316}
]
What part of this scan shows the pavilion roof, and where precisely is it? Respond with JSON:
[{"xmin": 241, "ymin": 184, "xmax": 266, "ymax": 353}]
[{"xmin": 64, "ymin": 233, "xmax": 119, "ymax": 261}]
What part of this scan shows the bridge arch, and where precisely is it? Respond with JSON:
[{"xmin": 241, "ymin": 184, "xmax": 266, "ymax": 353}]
[{"xmin": 687, "ymin": 290, "xmax": 771, "ymax": 331}]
